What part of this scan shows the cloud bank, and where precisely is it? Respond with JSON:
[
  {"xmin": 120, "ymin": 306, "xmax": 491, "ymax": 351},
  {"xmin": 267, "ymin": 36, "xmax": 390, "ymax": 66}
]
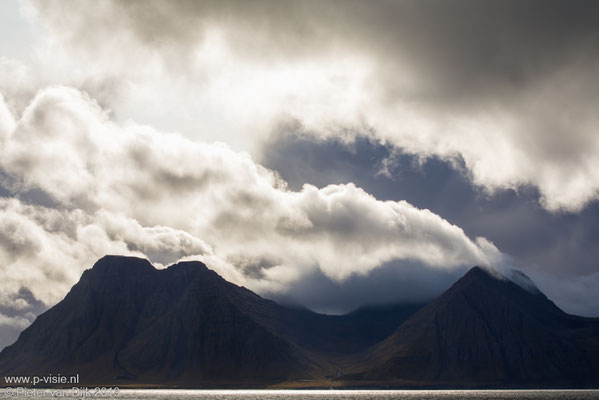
[{"xmin": 262, "ymin": 133, "xmax": 599, "ymax": 316}]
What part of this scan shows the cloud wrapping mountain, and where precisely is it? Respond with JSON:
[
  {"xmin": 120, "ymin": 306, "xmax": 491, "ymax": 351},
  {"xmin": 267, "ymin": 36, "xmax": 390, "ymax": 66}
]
[{"xmin": 0, "ymin": 87, "xmax": 500, "ymax": 337}]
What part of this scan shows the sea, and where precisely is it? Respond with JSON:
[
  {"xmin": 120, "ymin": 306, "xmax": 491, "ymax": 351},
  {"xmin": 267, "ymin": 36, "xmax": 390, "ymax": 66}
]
[{"xmin": 2, "ymin": 389, "xmax": 599, "ymax": 400}]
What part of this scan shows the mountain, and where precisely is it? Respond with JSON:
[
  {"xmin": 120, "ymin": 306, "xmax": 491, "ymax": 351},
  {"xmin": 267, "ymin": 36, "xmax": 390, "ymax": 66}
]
[
  {"xmin": 351, "ymin": 266, "xmax": 599, "ymax": 388},
  {"xmin": 0, "ymin": 255, "xmax": 422, "ymax": 387},
  {"xmin": 0, "ymin": 256, "xmax": 308, "ymax": 385}
]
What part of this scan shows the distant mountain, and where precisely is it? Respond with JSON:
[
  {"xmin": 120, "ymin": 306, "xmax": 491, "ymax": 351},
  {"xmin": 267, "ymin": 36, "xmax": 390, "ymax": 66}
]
[
  {"xmin": 1, "ymin": 257, "xmax": 598, "ymax": 388},
  {"xmin": 0, "ymin": 256, "xmax": 422, "ymax": 387},
  {"xmin": 352, "ymin": 266, "xmax": 599, "ymax": 388}
]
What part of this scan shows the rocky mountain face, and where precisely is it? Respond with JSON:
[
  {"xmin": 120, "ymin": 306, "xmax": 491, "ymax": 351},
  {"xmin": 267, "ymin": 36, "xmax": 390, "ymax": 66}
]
[{"xmin": 0, "ymin": 257, "xmax": 598, "ymax": 388}]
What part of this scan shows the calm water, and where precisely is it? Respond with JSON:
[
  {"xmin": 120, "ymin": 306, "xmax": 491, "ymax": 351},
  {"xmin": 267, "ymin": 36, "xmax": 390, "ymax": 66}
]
[{"xmin": 2, "ymin": 389, "xmax": 599, "ymax": 400}]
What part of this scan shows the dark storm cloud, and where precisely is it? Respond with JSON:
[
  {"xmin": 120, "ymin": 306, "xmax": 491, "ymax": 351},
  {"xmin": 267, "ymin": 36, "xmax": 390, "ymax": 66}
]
[
  {"xmin": 46, "ymin": 1, "xmax": 599, "ymax": 73},
  {"xmin": 263, "ymin": 132, "xmax": 599, "ymax": 316},
  {"xmin": 364, "ymin": 0, "xmax": 599, "ymax": 103},
  {"xmin": 46, "ymin": 0, "xmax": 599, "ymax": 103}
]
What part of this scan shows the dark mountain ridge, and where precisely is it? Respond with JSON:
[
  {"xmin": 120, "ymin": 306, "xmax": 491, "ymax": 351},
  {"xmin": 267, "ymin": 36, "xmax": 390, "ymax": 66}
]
[
  {"xmin": 1, "ymin": 257, "xmax": 598, "ymax": 388},
  {"xmin": 353, "ymin": 267, "xmax": 599, "ymax": 388}
]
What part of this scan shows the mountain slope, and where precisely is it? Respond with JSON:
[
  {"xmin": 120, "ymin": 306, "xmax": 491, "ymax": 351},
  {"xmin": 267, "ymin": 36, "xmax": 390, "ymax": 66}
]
[
  {"xmin": 2, "ymin": 258, "xmax": 598, "ymax": 388},
  {"xmin": 0, "ymin": 256, "xmax": 422, "ymax": 386},
  {"xmin": 356, "ymin": 266, "xmax": 599, "ymax": 387}
]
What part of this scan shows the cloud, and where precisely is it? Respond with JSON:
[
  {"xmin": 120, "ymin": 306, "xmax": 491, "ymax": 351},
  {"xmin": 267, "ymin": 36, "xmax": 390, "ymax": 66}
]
[
  {"xmin": 0, "ymin": 93, "xmax": 15, "ymax": 140},
  {"xmin": 0, "ymin": 314, "xmax": 30, "ymax": 329},
  {"xmin": 21, "ymin": 0, "xmax": 599, "ymax": 212},
  {"xmin": 262, "ymin": 133, "xmax": 599, "ymax": 316},
  {"xmin": 1, "ymin": 0, "xmax": 596, "ymax": 342},
  {"xmin": 0, "ymin": 86, "xmax": 500, "ymax": 324},
  {"xmin": 0, "ymin": 57, "xmax": 37, "ymax": 118}
]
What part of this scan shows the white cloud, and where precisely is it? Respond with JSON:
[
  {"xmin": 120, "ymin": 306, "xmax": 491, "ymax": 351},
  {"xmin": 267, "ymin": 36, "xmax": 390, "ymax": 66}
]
[
  {"xmin": 0, "ymin": 94, "xmax": 15, "ymax": 140},
  {"xmin": 0, "ymin": 196, "xmax": 216, "ymax": 306},
  {"xmin": 0, "ymin": 313, "xmax": 30, "ymax": 329},
  {"xmin": 0, "ymin": 86, "xmax": 499, "ymax": 311}
]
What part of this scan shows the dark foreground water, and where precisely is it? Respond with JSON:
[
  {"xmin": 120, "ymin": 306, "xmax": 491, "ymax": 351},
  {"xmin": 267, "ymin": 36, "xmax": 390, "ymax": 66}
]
[{"xmin": 2, "ymin": 389, "xmax": 599, "ymax": 400}]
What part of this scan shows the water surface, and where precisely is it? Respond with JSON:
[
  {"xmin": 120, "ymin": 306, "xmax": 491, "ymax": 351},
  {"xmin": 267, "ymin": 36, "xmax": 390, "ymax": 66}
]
[{"xmin": 2, "ymin": 389, "xmax": 599, "ymax": 399}]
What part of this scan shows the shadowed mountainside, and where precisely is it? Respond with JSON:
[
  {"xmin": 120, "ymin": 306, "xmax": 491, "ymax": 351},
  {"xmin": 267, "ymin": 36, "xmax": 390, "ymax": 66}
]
[
  {"xmin": 0, "ymin": 256, "xmax": 421, "ymax": 386},
  {"xmin": 351, "ymin": 267, "xmax": 599, "ymax": 388},
  {"xmin": 0, "ymin": 256, "xmax": 598, "ymax": 388}
]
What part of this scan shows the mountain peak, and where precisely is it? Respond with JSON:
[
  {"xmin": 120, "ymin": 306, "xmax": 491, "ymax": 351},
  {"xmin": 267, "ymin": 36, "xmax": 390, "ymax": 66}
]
[
  {"xmin": 92, "ymin": 255, "xmax": 154, "ymax": 272},
  {"xmin": 462, "ymin": 265, "xmax": 543, "ymax": 296},
  {"xmin": 504, "ymin": 268, "xmax": 543, "ymax": 295},
  {"xmin": 464, "ymin": 265, "xmax": 492, "ymax": 277},
  {"xmin": 85, "ymin": 255, "xmax": 155, "ymax": 283},
  {"xmin": 166, "ymin": 259, "xmax": 209, "ymax": 273},
  {"xmin": 454, "ymin": 265, "xmax": 507, "ymax": 289},
  {"xmin": 363, "ymin": 264, "xmax": 599, "ymax": 386}
]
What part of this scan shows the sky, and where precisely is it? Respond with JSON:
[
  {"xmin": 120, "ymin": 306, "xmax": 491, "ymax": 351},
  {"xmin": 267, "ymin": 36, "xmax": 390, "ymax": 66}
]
[{"xmin": 0, "ymin": 0, "xmax": 598, "ymax": 348}]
